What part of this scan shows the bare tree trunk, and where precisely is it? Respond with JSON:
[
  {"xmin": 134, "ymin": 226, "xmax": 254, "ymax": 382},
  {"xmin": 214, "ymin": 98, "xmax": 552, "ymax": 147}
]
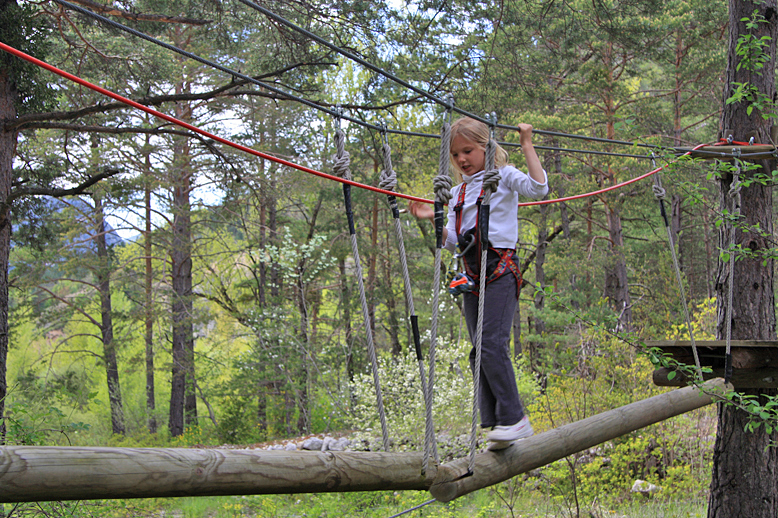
[
  {"xmin": 603, "ymin": 199, "xmax": 632, "ymax": 327},
  {"xmin": 339, "ymin": 258, "xmax": 354, "ymax": 384},
  {"xmin": 382, "ymin": 227, "xmax": 401, "ymax": 357},
  {"xmin": 709, "ymin": 2, "xmax": 778, "ymax": 516},
  {"xmin": 0, "ymin": 4, "xmax": 16, "ymax": 445},
  {"xmin": 93, "ymin": 193, "xmax": 125, "ymax": 435},
  {"xmin": 294, "ymin": 196, "xmax": 322, "ymax": 434},
  {"xmin": 367, "ymin": 195, "xmax": 379, "ymax": 341},
  {"xmin": 168, "ymin": 92, "xmax": 195, "ymax": 437},
  {"xmin": 143, "ymin": 143, "xmax": 157, "ymax": 434}
]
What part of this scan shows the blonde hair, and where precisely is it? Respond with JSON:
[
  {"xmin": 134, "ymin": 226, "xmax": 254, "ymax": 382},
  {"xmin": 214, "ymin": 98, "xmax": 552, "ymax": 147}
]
[{"xmin": 449, "ymin": 117, "xmax": 509, "ymax": 180}]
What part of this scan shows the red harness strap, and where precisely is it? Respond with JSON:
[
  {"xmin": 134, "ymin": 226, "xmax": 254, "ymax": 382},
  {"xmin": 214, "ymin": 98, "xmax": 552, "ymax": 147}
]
[{"xmin": 452, "ymin": 183, "xmax": 521, "ymax": 297}]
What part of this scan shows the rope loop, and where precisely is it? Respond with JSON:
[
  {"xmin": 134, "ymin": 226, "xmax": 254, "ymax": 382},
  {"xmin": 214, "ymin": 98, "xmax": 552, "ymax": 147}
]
[
  {"xmin": 433, "ymin": 175, "xmax": 453, "ymax": 203},
  {"xmin": 482, "ymin": 138, "xmax": 501, "ymax": 200},
  {"xmin": 650, "ymin": 154, "xmax": 666, "ymax": 199},
  {"xmin": 379, "ymin": 142, "xmax": 398, "ymax": 192},
  {"xmin": 333, "ymin": 129, "xmax": 352, "ymax": 181}
]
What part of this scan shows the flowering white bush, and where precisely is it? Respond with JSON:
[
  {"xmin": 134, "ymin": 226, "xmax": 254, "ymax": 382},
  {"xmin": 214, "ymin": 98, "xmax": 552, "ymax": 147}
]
[{"xmin": 349, "ymin": 334, "xmax": 540, "ymax": 455}]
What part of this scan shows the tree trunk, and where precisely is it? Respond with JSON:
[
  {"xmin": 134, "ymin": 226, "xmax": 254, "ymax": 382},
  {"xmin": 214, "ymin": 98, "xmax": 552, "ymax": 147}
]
[
  {"xmin": 383, "ymin": 228, "xmax": 401, "ymax": 357},
  {"xmin": 533, "ymin": 194, "xmax": 549, "ymax": 346},
  {"xmin": 93, "ymin": 193, "xmax": 125, "ymax": 435},
  {"xmin": 0, "ymin": 0, "xmax": 16, "ymax": 444},
  {"xmin": 168, "ymin": 96, "xmax": 195, "ymax": 437},
  {"xmin": 709, "ymin": 2, "xmax": 778, "ymax": 516},
  {"xmin": 339, "ymin": 257, "xmax": 354, "ymax": 384},
  {"xmin": 144, "ymin": 142, "xmax": 157, "ymax": 434},
  {"xmin": 603, "ymin": 199, "xmax": 632, "ymax": 327}
]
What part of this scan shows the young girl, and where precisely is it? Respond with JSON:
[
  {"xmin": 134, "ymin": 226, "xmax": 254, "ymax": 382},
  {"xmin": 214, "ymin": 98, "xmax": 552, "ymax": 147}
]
[{"xmin": 410, "ymin": 117, "xmax": 548, "ymax": 450}]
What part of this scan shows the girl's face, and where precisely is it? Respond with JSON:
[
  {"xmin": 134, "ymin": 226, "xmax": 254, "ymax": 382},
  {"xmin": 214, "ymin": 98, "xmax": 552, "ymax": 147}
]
[{"xmin": 451, "ymin": 134, "xmax": 485, "ymax": 177}]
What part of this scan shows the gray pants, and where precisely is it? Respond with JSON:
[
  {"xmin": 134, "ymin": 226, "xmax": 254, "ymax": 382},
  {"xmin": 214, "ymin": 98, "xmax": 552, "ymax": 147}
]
[{"xmin": 463, "ymin": 272, "xmax": 525, "ymax": 428}]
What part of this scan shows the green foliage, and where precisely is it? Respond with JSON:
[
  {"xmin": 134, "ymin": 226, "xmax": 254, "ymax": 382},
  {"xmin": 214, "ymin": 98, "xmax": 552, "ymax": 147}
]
[
  {"xmin": 735, "ymin": 10, "xmax": 772, "ymax": 73},
  {"xmin": 349, "ymin": 335, "xmax": 475, "ymax": 450},
  {"xmin": 4, "ymin": 401, "xmax": 90, "ymax": 446},
  {"xmin": 524, "ymin": 330, "xmax": 714, "ymax": 507},
  {"xmin": 0, "ymin": 2, "xmax": 56, "ymax": 114}
]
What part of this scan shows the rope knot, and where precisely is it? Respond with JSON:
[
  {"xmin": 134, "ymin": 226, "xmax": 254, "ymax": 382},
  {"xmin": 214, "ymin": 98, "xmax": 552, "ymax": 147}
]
[
  {"xmin": 482, "ymin": 167, "xmax": 501, "ymax": 194},
  {"xmin": 434, "ymin": 175, "xmax": 453, "ymax": 204},
  {"xmin": 728, "ymin": 168, "xmax": 742, "ymax": 200},
  {"xmin": 378, "ymin": 143, "xmax": 397, "ymax": 191},
  {"xmin": 481, "ymin": 139, "xmax": 501, "ymax": 201},
  {"xmin": 652, "ymin": 184, "xmax": 666, "ymax": 200},
  {"xmin": 333, "ymin": 129, "xmax": 352, "ymax": 180}
]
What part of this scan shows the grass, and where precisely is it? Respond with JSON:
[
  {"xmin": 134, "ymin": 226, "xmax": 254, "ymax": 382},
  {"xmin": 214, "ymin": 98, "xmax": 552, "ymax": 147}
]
[{"xmin": 4, "ymin": 492, "xmax": 708, "ymax": 518}]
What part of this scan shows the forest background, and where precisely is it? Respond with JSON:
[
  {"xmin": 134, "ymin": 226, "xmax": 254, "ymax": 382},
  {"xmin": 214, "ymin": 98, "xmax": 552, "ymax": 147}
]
[{"xmin": 0, "ymin": 0, "xmax": 754, "ymax": 516}]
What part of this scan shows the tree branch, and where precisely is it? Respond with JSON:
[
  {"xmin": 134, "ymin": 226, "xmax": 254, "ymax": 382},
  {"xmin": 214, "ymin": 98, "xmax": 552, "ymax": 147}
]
[{"xmin": 61, "ymin": 0, "xmax": 212, "ymax": 25}]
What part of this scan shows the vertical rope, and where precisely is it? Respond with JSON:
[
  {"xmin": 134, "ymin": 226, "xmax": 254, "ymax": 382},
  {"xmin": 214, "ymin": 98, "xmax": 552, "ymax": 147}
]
[
  {"xmin": 724, "ymin": 156, "xmax": 742, "ymax": 384},
  {"xmin": 468, "ymin": 117, "xmax": 501, "ymax": 474},
  {"xmin": 650, "ymin": 156, "xmax": 703, "ymax": 380},
  {"xmin": 334, "ymin": 126, "xmax": 390, "ymax": 451},
  {"xmin": 428, "ymin": 117, "xmax": 453, "ymax": 464},
  {"xmin": 378, "ymin": 134, "xmax": 437, "ymax": 471}
]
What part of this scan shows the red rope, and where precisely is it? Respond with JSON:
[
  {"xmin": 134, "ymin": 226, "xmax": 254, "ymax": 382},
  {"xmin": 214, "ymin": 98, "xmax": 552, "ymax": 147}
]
[
  {"xmin": 0, "ymin": 41, "xmax": 717, "ymax": 211},
  {"xmin": 517, "ymin": 143, "xmax": 710, "ymax": 207},
  {"xmin": 0, "ymin": 42, "xmax": 433, "ymax": 204}
]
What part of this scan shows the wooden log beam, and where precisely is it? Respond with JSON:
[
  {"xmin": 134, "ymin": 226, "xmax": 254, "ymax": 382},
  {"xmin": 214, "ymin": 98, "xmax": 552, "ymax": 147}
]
[
  {"xmin": 0, "ymin": 380, "xmax": 729, "ymax": 504},
  {"xmin": 0, "ymin": 447, "xmax": 435, "ymax": 503},
  {"xmin": 429, "ymin": 378, "xmax": 729, "ymax": 502}
]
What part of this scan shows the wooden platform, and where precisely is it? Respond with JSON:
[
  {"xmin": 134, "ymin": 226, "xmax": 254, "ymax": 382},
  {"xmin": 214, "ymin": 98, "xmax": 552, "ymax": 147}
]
[{"xmin": 647, "ymin": 340, "xmax": 778, "ymax": 388}]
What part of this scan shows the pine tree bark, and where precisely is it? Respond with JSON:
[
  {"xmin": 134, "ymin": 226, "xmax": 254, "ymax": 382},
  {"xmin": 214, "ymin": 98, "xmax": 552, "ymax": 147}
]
[
  {"xmin": 94, "ymin": 193, "xmax": 125, "ymax": 435},
  {"xmin": 143, "ymin": 143, "xmax": 157, "ymax": 434},
  {"xmin": 709, "ymin": 2, "xmax": 778, "ymax": 516},
  {"xmin": 168, "ymin": 90, "xmax": 195, "ymax": 437},
  {"xmin": 0, "ymin": 0, "xmax": 16, "ymax": 446}
]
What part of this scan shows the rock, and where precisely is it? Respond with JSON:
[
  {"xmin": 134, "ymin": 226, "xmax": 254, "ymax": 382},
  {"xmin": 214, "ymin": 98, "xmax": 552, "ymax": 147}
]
[
  {"xmin": 631, "ymin": 479, "xmax": 661, "ymax": 496},
  {"xmin": 321, "ymin": 437, "xmax": 336, "ymax": 451},
  {"xmin": 302, "ymin": 437, "xmax": 324, "ymax": 451},
  {"xmin": 334, "ymin": 438, "xmax": 350, "ymax": 451},
  {"xmin": 284, "ymin": 442, "xmax": 298, "ymax": 451}
]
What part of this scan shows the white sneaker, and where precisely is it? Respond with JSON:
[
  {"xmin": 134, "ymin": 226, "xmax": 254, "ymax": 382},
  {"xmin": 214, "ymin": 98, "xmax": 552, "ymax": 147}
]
[{"xmin": 486, "ymin": 416, "xmax": 534, "ymax": 442}]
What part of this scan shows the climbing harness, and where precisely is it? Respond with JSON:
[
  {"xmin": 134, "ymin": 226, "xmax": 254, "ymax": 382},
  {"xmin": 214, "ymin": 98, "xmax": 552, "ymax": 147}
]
[{"xmin": 450, "ymin": 182, "xmax": 522, "ymax": 297}]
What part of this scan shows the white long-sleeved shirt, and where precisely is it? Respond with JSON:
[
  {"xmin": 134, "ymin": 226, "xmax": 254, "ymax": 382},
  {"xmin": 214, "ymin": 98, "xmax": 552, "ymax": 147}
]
[{"xmin": 444, "ymin": 165, "xmax": 549, "ymax": 253}]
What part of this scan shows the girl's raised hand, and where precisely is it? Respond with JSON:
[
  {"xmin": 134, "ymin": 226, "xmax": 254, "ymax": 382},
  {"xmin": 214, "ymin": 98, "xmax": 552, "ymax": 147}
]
[
  {"xmin": 517, "ymin": 123, "xmax": 534, "ymax": 144},
  {"xmin": 408, "ymin": 200, "xmax": 434, "ymax": 220}
]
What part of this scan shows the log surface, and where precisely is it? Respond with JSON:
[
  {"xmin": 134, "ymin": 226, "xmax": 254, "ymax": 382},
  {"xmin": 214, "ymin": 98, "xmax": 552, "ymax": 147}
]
[
  {"xmin": 429, "ymin": 378, "xmax": 729, "ymax": 502},
  {"xmin": 0, "ymin": 447, "xmax": 434, "ymax": 502},
  {"xmin": 0, "ymin": 380, "xmax": 728, "ymax": 504}
]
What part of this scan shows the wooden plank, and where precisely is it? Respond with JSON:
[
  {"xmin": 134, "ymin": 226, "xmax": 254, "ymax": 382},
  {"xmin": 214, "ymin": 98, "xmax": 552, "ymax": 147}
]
[
  {"xmin": 429, "ymin": 378, "xmax": 729, "ymax": 503},
  {"xmin": 647, "ymin": 341, "xmax": 778, "ymax": 370},
  {"xmin": 654, "ymin": 367, "xmax": 778, "ymax": 388},
  {"xmin": 0, "ymin": 448, "xmax": 435, "ymax": 503}
]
